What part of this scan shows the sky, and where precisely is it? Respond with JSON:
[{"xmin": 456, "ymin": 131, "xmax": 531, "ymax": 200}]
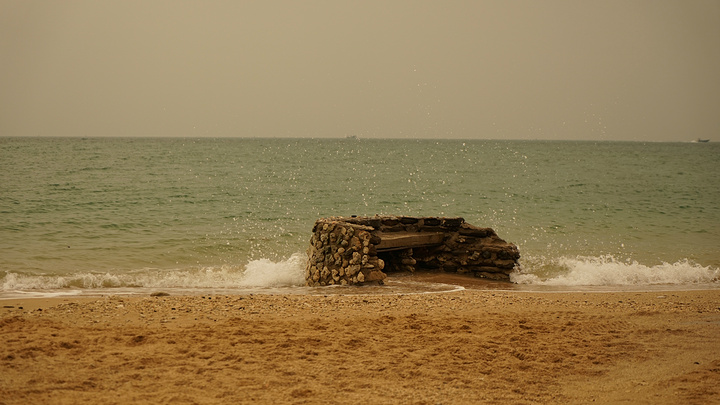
[{"xmin": 1, "ymin": 0, "xmax": 719, "ymax": 141}]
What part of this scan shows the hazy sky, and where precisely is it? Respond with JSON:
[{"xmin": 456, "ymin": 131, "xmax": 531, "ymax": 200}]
[{"xmin": 1, "ymin": 0, "xmax": 719, "ymax": 141}]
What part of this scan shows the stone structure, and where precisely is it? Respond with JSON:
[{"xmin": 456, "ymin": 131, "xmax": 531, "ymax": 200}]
[{"xmin": 305, "ymin": 216, "xmax": 520, "ymax": 286}]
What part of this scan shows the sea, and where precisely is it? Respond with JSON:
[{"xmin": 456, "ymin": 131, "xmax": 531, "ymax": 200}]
[{"xmin": 1, "ymin": 137, "xmax": 718, "ymax": 298}]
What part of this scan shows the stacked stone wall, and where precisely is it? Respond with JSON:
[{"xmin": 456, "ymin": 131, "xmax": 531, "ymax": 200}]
[{"xmin": 305, "ymin": 216, "xmax": 520, "ymax": 286}]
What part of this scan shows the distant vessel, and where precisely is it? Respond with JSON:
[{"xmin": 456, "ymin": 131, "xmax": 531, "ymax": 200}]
[
  {"xmin": 692, "ymin": 138, "xmax": 710, "ymax": 143},
  {"xmin": 345, "ymin": 135, "xmax": 359, "ymax": 140}
]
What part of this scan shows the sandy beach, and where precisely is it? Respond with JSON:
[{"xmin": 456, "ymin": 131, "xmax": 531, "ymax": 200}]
[{"xmin": 1, "ymin": 287, "xmax": 719, "ymax": 404}]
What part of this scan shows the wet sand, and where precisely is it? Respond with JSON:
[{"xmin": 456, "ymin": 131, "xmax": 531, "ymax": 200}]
[{"xmin": 1, "ymin": 288, "xmax": 719, "ymax": 404}]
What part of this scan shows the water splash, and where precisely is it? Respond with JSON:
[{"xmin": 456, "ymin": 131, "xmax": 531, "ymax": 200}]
[
  {"xmin": 1, "ymin": 253, "xmax": 307, "ymax": 291},
  {"xmin": 512, "ymin": 255, "xmax": 720, "ymax": 286},
  {"xmin": 238, "ymin": 253, "xmax": 306, "ymax": 287}
]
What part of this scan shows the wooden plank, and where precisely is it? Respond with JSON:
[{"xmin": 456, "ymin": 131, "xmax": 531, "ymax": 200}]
[{"xmin": 376, "ymin": 232, "xmax": 445, "ymax": 251}]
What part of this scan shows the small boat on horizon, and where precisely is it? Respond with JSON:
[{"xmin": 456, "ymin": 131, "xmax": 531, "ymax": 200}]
[{"xmin": 692, "ymin": 138, "xmax": 710, "ymax": 143}]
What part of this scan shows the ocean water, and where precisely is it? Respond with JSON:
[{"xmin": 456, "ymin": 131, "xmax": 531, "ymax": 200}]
[{"xmin": 1, "ymin": 137, "xmax": 718, "ymax": 297}]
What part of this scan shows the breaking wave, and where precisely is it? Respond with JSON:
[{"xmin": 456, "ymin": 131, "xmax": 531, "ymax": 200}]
[
  {"xmin": 1, "ymin": 253, "xmax": 307, "ymax": 291},
  {"xmin": 511, "ymin": 255, "xmax": 720, "ymax": 286},
  {"xmin": 3, "ymin": 254, "xmax": 719, "ymax": 297}
]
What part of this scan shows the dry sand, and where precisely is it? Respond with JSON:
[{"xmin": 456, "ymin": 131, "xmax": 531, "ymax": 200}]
[{"xmin": 1, "ymin": 287, "xmax": 719, "ymax": 404}]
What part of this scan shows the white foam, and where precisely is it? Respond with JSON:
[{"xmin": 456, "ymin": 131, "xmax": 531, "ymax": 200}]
[
  {"xmin": 511, "ymin": 255, "xmax": 720, "ymax": 286},
  {"xmin": 4, "ymin": 254, "xmax": 718, "ymax": 293},
  {"xmin": 238, "ymin": 253, "xmax": 306, "ymax": 287},
  {"xmin": 1, "ymin": 253, "xmax": 308, "ymax": 291}
]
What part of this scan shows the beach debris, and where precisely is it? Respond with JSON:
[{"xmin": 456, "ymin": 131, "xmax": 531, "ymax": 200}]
[{"xmin": 305, "ymin": 216, "xmax": 520, "ymax": 286}]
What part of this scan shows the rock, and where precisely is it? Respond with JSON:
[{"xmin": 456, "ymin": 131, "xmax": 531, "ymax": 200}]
[
  {"xmin": 350, "ymin": 236, "xmax": 362, "ymax": 251},
  {"xmin": 423, "ymin": 218, "xmax": 441, "ymax": 226},
  {"xmin": 400, "ymin": 216, "xmax": 418, "ymax": 224},
  {"xmin": 347, "ymin": 264, "xmax": 361, "ymax": 276},
  {"xmin": 304, "ymin": 216, "xmax": 519, "ymax": 286}
]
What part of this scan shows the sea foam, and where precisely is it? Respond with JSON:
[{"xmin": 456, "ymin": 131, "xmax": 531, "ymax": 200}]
[
  {"xmin": 3, "ymin": 254, "xmax": 719, "ymax": 293},
  {"xmin": 511, "ymin": 255, "xmax": 720, "ymax": 286},
  {"xmin": 238, "ymin": 253, "xmax": 306, "ymax": 287},
  {"xmin": 1, "ymin": 253, "xmax": 307, "ymax": 291}
]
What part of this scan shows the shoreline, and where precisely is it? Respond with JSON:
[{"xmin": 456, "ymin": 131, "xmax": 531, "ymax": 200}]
[
  {"xmin": 2, "ymin": 282, "xmax": 720, "ymax": 303},
  {"xmin": 2, "ymin": 269, "xmax": 718, "ymax": 301},
  {"xmin": 2, "ymin": 289, "xmax": 719, "ymax": 404}
]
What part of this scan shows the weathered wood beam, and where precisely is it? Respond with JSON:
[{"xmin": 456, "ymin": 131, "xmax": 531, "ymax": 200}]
[{"xmin": 376, "ymin": 232, "xmax": 444, "ymax": 252}]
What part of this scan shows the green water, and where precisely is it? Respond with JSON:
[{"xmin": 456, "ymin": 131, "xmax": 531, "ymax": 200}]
[{"xmin": 1, "ymin": 137, "xmax": 718, "ymax": 290}]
